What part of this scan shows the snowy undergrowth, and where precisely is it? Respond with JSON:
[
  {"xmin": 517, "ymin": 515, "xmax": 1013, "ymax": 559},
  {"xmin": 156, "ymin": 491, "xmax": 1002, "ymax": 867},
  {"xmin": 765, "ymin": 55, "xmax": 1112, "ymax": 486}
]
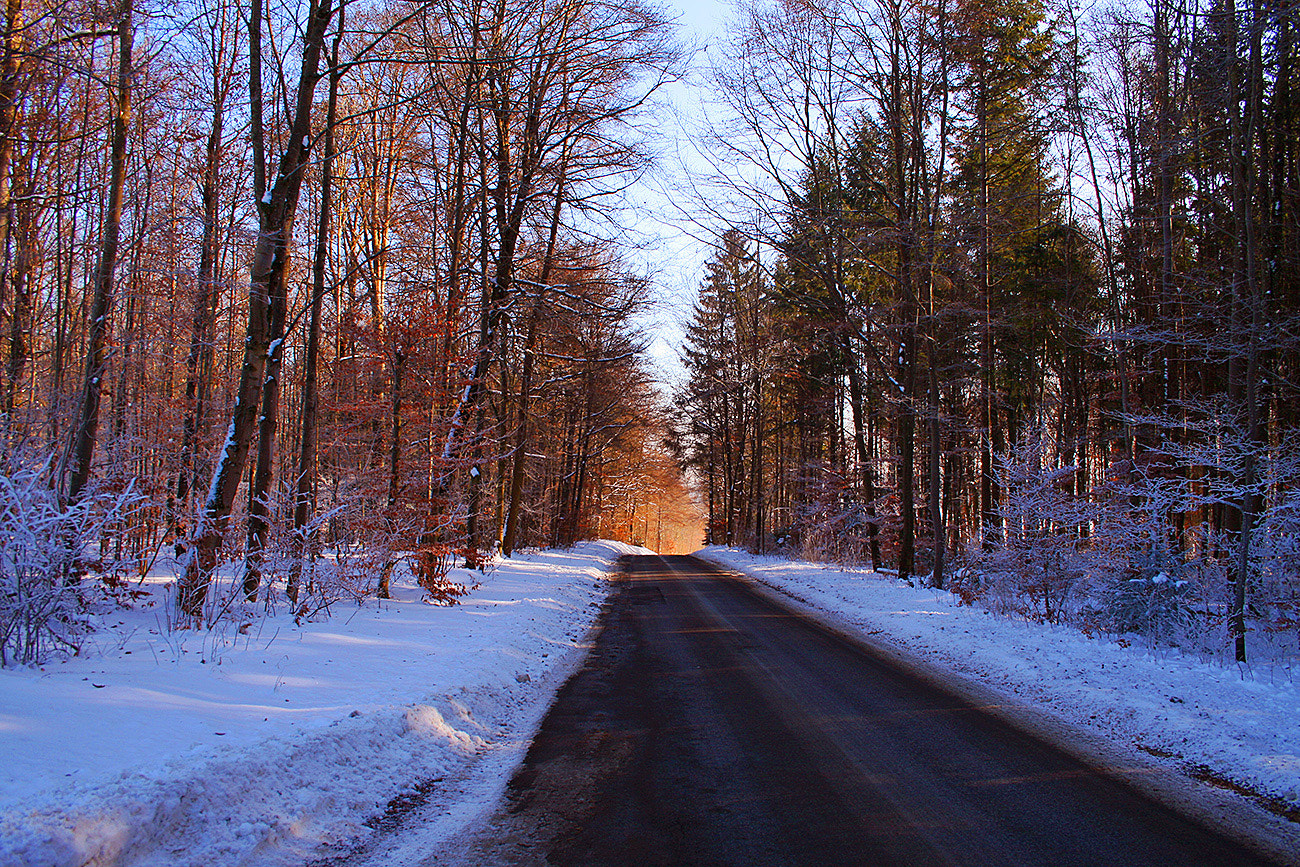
[
  {"xmin": 696, "ymin": 546, "xmax": 1300, "ymax": 814},
  {"xmin": 0, "ymin": 541, "xmax": 642, "ymax": 867}
]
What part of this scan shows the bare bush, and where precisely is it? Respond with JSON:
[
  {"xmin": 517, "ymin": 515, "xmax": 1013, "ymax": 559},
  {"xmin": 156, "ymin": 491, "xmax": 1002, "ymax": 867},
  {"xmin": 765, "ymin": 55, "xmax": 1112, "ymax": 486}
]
[
  {"xmin": 966, "ymin": 439, "xmax": 1096, "ymax": 622},
  {"xmin": 1247, "ymin": 486, "xmax": 1300, "ymax": 660},
  {"xmin": 283, "ymin": 484, "xmax": 468, "ymax": 617},
  {"xmin": 798, "ymin": 464, "xmax": 883, "ymax": 568},
  {"xmin": 0, "ymin": 455, "xmax": 139, "ymax": 666},
  {"xmin": 957, "ymin": 424, "xmax": 1300, "ymax": 666}
]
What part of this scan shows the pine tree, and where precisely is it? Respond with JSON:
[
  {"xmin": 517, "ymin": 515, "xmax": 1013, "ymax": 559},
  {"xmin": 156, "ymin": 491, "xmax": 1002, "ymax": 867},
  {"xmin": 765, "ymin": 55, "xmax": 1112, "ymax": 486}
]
[
  {"xmin": 949, "ymin": 0, "xmax": 1058, "ymax": 547},
  {"xmin": 677, "ymin": 232, "xmax": 771, "ymax": 549}
]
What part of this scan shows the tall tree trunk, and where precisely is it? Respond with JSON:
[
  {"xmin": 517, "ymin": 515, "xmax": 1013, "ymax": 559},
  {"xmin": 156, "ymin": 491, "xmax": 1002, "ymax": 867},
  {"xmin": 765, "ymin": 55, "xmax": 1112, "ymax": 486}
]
[
  {"xmin": 175, "ymin": 90, "xmax": 225, "ymax": 526},
  {"xmin": 1225, "ymin": 0, "xmax": 1266, "ymax": 663},
  {"xmin": 288, "ymin": 9, "xmax": 343, "ymax": 607},
  {"xmin": 66, "ymin": 0, "xmax": 132, "ymax": 510},
  {"xmin": 926, "ymin": 5, "xmax": 951, "ymax": 587},
  {"xmin": 461, "ymin": 148, "xmax": 493, "ymax": 564},
  {"xmin": 842, "ymin": 341, "xmax": 882, "ymax": 571},
  {"xmin": 501, "ymin": 145, "xmax": 568, "ymax": 556},
  {"xmin": 0, "ymin": 0, "xmax": 24, "ymax": 434},
  {"xmin": 177, "ymin": 0, "xmax": 335, "ymax": 620},
  {"xmin": 240, "ymin": 269, "xmax": 288, "ymax": 601},
  {"xmin": 886, "ymin": 0, "xmax": 918, "ymax": 583},
  {"xmin": 976, "ymin": 69, "xmax": 1001, "ymax": 550}
]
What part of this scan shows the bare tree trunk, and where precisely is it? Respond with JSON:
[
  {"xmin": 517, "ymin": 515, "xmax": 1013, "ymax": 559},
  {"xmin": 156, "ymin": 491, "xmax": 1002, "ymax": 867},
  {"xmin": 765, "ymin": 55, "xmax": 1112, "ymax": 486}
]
[
  {"xmin": 899, "ymin": 327, "xmax": 917, "ymax": 581},
  {"xmin": 842, "ymin": 342, "xmax": 882, "ymax": 571},
  {"xmin": 0, "ymin": 0, "xmax": 24, "ymax": 434},
  {"xmin": 500, "ymin": 297, "xmax": 541, "ymax": 556},
  {"xmin": 460, "ymin": 137, "xmax": 494, "ymax": 565},
  {"xmin": 288, "ymin": 8, "xmax": 343, "ymax": 607},
  {"xmin": 975, "ymin": 66, "xmax": 1002, "ymax": 551},
  {"xmin": 926, "ymin": 0, "xmax": 951, "ymax": 587},
  {"xmin": 240, "ymin": 267, "xmax": 287, "ymax": 601},
  {"xmin": 502, "ymin": 146, "xmax": 568, "ymax": 556},
  {"xmin": 175, "ymin": 81, "xmax": 226, "ymax": 528},
  {"xmin": 884, "ymin": 0, "xmax": 918, "ymax": 583},
  {"xmin": 1225, "ymin": 0, "xmax": 1266, "ymax": 663},
  {"xmin": 3, "ymin": 197, "xmax": 30, "ymax": 436},
  {"xmin": 377, "ymin": 349, "xmax": 404, "ymax": 599},
  {"xmin": 66, "ymin": 0, "xmax": 133, "ymax": 510},
  {"xmin": 175, "ymin": 1, "xmax": 240, "ymax": 533},
  {"xmin": 177, "ymin": 0, "xmax": 335, "ymax": 620}
]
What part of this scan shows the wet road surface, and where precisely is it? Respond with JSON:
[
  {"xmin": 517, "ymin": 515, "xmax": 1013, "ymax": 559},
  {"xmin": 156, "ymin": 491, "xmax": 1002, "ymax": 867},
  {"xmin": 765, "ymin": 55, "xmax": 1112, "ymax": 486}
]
[{"xmin": 437, "ymin": 554, "xmax": 1285, "ymax": 866}]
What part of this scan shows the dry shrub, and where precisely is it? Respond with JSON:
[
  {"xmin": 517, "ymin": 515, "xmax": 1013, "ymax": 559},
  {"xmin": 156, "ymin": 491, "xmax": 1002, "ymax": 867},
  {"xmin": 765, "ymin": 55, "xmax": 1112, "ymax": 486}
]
[{"xmin": 0, "ymin": 455, "xmax": 140, "ymax": 665}]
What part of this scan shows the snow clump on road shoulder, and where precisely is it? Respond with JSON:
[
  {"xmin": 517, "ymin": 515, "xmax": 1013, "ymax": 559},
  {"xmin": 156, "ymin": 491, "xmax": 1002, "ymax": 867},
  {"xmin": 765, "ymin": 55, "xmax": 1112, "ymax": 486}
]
[{"xmin": 0, "ymin": 541, "xmax": 642, "ymax": 867}]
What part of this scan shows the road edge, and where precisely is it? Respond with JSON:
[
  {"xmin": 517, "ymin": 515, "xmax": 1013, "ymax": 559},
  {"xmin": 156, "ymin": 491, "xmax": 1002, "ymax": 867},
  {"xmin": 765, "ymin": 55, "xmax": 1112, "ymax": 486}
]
[
  {"xmin": 304, "ymin": 555, "xmax": 628, "ymax": 867},
  {"xmin": 691, "ymin": 551, "xmax": 1300, "ymax": 867}
]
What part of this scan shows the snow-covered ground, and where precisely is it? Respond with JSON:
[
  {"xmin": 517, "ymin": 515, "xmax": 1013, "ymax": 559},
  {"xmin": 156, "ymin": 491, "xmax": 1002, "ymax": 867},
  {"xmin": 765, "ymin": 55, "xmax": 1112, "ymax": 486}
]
[
  {"xmin": 0, "ymin": 541, "xmax": 643, "ymax": 867},
  {"xmin": 6, "ymin": 543, "xmax": 1298, "ymax": 866},
  {"xmin": 696, "ymin": 546, "xmax": 1300, "ymax": 845}
]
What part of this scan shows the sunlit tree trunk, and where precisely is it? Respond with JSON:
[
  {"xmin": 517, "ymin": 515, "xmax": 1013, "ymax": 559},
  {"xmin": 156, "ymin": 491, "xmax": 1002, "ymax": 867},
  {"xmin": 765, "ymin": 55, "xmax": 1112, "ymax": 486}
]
[
  {"xmin": 502, "ymin": 143, "xmax": 568, "ymax": 556},
  {"xmin": 177, "ymin": 0, "xmax": 335, "ymax": 619},
  {"xmin": 287, "ymin": 8, "xmax": 343, "ymax": 607},
  {"xmin": 66, "ymin": 0, "xmax": 133, "ymax": 512},
  {"xmin": 0, "ymin": 0, "xmax": 24, "ymax": 433},
  {"xmin": 175, "ymin": 0, "xmax": 240, "ymax": 534}
]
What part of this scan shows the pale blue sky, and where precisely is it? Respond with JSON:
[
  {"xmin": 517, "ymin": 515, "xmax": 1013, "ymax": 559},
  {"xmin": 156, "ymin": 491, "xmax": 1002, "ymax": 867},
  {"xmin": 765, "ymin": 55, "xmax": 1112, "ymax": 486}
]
[
  {"xmin": 665, "ymin": 0, "xmax": 731, "ymax": 41},
  {"xmin": 634, "ymin": 0, "xmax": 734, "ymax": 385}
]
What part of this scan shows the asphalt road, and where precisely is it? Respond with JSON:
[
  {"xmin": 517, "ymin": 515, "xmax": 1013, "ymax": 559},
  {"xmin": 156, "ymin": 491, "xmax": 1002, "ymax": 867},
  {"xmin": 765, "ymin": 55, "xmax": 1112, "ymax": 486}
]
[{"xmin": 438, "ymin": 554, "xmax": 1285, "ymax": 866}]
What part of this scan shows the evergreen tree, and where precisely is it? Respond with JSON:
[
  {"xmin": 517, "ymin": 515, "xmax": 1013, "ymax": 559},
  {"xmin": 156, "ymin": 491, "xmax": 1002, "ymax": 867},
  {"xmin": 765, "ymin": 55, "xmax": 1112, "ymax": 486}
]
[
  {"xmin": 949, "ymin": 0, "xmax": 1059, "ymax": 547},
  {"xmin": 677, "ymin": 232, "xmax": 771, "ymax": 549}
]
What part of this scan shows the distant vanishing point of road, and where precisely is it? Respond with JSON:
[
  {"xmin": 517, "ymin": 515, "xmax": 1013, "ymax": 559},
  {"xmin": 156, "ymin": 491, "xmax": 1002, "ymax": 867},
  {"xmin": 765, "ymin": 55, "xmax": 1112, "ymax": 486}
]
[{"xmin": 436, "ymin": 554, "xmax": 1289, "ymax": 866}]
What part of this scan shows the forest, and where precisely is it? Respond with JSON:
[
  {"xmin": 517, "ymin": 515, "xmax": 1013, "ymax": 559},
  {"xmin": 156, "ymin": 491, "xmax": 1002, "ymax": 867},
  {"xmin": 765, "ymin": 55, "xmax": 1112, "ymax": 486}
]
[
  {"xmin": 675, "ymin": 0, "xmax": 1299, "ymax": 663},
  {"xmin": 0, "ymin": 0, "xmax": 1296, "ymax": 669},
  {"xmin": 0, "ymin": 0, "xmax": 698, "ymax": 665}
]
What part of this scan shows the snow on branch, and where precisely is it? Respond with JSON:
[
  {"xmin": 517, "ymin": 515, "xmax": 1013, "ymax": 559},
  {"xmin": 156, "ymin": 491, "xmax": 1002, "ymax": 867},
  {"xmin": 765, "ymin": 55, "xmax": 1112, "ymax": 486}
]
[{"xmin": 0, "ymin": 454, "xmax": 141, "ymax": 667}]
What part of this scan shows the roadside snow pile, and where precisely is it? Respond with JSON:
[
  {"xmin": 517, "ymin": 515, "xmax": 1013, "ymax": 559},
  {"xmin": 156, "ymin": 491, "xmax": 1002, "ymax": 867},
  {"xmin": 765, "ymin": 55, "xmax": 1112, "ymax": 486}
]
[
  {"xmin": 696, "ymin": 546, "xmax": 1300, "ymax": 813},
  {"xmin": 0, "ymin": 541, "xmax": 641, "ymax": 867}
]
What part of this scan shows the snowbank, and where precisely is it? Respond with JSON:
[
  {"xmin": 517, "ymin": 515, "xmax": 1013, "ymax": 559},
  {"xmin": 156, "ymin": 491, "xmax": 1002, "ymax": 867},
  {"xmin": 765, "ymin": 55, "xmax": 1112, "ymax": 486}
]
[
  {"xmin": 0, "ymin": 541, "xmax": 641, "ymax": 867},
  {"xmin": 695, "ymin": 547, "xmax": 1300, "ymax": 818}
]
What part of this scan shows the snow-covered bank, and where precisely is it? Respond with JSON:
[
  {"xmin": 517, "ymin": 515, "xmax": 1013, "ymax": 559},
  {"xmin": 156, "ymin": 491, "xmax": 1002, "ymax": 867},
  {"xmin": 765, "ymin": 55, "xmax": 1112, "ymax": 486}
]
[
  {"xmin": 696, "ymin": 547, "xmax": 1300, "ymax": 827},
  {"xmin": 0, "ymin": 541, "xmax": 641, "ymax": 867}
]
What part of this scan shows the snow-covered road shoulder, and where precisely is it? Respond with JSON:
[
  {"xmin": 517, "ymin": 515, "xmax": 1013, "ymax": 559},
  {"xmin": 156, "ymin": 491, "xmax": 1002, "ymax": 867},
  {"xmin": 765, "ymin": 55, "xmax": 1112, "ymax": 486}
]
[
  {"xmin": 695, "ymin": 546, "xmax": 1300, "ymax": 857},
  {"xmin": 0, "ymin": 541, "xmax": 641, "ymax": 867}
]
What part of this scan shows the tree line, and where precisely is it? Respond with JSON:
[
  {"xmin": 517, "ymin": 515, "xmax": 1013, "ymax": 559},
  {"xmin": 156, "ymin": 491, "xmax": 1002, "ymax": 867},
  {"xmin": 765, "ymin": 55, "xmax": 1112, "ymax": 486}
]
[
  {"xmin": 0, "ymin": 0, "xmax": 695, "ymax": 651},
  {"xmin": 675, "ymin": 0, "xmax": 1299, "ymax": 663}
]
